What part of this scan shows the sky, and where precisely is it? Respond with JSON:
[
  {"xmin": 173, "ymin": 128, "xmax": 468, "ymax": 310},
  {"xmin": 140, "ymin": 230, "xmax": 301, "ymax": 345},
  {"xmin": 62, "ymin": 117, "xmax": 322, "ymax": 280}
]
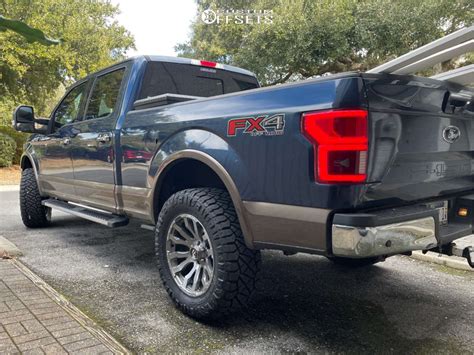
[{"xmin": 111, "ymin": 0, "xmax": 198, "ymax": 57}]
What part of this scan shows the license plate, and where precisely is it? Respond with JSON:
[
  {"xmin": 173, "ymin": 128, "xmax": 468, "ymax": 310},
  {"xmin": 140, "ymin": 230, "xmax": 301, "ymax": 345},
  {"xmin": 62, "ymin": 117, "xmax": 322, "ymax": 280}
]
[{"xmin": 425, "ymin": 201, "xmax": 448, "ymax": 225}]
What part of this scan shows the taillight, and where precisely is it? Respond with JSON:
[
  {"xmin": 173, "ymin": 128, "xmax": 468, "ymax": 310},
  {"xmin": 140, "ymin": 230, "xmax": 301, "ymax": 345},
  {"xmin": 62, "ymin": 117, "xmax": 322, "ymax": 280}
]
[{"xmin": 302, "ymin": 109, "xmax": 368, "ymax": 183}]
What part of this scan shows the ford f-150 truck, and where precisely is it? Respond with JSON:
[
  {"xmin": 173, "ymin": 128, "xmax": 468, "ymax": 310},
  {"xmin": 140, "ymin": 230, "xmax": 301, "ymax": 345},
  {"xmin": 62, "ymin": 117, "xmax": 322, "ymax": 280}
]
[{"xmin": 13, "ymin": 55, "xmax": 474, "ymax": 320}]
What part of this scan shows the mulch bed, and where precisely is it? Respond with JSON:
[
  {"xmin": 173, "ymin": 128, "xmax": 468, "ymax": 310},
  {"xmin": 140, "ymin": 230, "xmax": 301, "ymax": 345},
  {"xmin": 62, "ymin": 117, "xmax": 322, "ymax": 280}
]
[{"xmin": 0, "ymin": 165, "xmax": 21, "ymax": 185}]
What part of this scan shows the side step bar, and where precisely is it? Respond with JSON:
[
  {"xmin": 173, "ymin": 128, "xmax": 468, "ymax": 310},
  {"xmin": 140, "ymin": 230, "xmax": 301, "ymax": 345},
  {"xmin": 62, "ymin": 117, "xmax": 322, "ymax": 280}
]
[
  {"xmin": 140, "ymin": 224, "xmax": 155, "ymax": 231},
  {"xmin": 42, "ymin": 199, "xmax": 129, "ymax": 228}
]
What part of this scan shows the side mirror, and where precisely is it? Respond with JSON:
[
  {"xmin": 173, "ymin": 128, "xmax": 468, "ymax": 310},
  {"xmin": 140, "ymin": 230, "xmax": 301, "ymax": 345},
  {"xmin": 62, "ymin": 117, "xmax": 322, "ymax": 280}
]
[
  {"xmin": 12, "ymin": 105, "xmax": 48, "ymax": 134},
  {"xmin": 15, "ymin": 105, "xmax": 34, "ymax": 123}
]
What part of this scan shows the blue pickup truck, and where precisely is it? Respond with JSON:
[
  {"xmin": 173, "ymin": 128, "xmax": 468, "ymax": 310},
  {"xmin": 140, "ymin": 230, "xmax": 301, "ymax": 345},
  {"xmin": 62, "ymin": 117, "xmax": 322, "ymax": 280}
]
[{"xmin": 13, "ymin": 56, "xmax": 474, "ymax": 319}]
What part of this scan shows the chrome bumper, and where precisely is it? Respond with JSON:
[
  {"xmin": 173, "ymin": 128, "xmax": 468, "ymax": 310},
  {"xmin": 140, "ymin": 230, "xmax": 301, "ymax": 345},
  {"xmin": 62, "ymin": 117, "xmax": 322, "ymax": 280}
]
[{"xmin": 332, "ymin": 217, "xmax": 438, "ymax": 258}]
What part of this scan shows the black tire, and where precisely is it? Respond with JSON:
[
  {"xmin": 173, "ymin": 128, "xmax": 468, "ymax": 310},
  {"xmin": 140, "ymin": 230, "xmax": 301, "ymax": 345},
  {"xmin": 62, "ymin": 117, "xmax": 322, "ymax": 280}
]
[
  {"xmin": 155, "ymin": 188, "xmax": 261, "ymax": 320},
  {"xmin": 20, "ymin": 168, "xmax": 51, "ymax": 228},
  {"xmin": 327, "ymin": 256, "xmax": 382, "ymax": 267}
]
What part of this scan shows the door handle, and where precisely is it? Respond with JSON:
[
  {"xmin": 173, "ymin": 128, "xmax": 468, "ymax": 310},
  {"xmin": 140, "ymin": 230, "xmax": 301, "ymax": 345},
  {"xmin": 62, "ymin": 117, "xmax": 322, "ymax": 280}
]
[
  {"xmin": 96, "ymin": 133, "xmax": 111, "ymax": 144},
  {"xmin": 62, "ymin": 138, "xmax": 71, "ymax": 146}
]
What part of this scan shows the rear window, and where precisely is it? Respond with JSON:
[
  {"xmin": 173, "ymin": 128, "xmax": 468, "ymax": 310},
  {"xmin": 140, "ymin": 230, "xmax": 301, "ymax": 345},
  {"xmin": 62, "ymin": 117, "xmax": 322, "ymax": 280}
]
[{"xmin": 138, "ymin": 61, "xmax": 259, "ymax": 99}]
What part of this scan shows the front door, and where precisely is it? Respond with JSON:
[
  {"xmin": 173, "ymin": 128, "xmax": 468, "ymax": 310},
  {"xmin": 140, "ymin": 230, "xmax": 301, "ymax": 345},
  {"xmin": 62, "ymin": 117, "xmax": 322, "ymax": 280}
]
[
  {"xmin": 36, "ymin": 81, "xmax": 88, "ymax": 200},
  {"xmin": 69, "ymin": 67, "xmax": 126, "ymax": 212}
]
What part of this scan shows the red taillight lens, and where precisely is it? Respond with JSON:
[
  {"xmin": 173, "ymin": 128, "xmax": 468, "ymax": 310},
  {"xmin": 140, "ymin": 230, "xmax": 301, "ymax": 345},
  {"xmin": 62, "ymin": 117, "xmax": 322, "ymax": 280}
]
[{"xmin": 302, "ymin": 109, "xmax": 368, "ymax": 183}]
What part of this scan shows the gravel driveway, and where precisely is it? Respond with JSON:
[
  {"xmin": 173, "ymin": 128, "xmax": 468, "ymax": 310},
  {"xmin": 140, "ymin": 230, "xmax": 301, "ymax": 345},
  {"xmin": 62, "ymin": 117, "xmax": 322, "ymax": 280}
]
[{"xmin": 1, "ymin": 189, "xmax": 473, "ymax": 353}]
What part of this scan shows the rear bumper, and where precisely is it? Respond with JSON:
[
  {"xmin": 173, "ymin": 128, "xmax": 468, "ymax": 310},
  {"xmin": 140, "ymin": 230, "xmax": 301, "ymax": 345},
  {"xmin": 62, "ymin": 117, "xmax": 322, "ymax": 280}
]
[
  {"xmin": 332, "ymin": 195, "xmax": 473, "ymax": 258},
  {"xmin": 332, "ymin": 217, "xmax": 437, "ymax": 258},
  {"xmin": 243, "ymin": 194, "xmax": 473, "ymax": 258}
]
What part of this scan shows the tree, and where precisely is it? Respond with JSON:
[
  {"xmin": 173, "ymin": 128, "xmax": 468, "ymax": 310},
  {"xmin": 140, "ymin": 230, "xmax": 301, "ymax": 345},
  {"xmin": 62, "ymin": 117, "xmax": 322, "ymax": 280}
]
[
  {"xmin": 177, "ymin": 0, "xmax": 474, "ymax": 86},
  {"xmin": 0, "ymin": 0, "xmax": 134, "ymax": 125},
  {"xmin": 0, "ymin": 15, "xmax": 61, "ymax": 45}
]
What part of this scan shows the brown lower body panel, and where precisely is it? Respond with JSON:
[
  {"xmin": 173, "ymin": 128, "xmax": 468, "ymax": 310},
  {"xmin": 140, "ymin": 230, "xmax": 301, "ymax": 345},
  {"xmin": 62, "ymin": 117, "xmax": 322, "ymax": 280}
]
[{"xmin": 242, "ymin": 201, "xmax": 331, "ymax": 255}]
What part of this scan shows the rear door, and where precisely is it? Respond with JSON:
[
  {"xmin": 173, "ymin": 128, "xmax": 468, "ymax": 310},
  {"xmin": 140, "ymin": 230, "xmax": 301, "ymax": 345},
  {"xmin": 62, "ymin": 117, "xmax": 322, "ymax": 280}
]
[
  {"xmin": 363, "ymin": 74, "xmax": 474, "ymax": 203},
  {"xmin": 36, "ymin": 81, "xmax": 88, "ymax": 200},
  {"xmin": 69, "ymin": 66, "xmax": 126, "ymax": 211}
]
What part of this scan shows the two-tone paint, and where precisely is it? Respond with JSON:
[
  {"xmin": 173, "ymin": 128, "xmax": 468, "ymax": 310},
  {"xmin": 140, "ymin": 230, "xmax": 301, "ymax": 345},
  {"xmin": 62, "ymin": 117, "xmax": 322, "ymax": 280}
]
[{"xmin": 21, "ymin": 56, "xmax": 474, "ymax": 254}]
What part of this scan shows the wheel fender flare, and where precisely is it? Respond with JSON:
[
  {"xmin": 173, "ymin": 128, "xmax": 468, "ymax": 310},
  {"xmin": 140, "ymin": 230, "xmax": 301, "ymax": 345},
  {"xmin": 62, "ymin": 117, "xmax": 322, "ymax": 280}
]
[
  {"xmin": 148, "ymin": 130, "xmax": 254, "ymax": 248},
  {"xmin": 20, "ymin": 152, "xmax": 43, "ymax": 195}
]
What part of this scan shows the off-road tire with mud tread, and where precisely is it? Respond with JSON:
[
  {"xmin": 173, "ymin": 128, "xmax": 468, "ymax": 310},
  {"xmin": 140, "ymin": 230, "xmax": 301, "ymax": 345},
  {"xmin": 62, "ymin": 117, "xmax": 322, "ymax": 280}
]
[
  {"xmin": 155, "ymin": 188, "xmax": 261, "ymax": 320},
  {"xmin": 20, "ymin": 168, "xmax": 51, "ymax": 228}
]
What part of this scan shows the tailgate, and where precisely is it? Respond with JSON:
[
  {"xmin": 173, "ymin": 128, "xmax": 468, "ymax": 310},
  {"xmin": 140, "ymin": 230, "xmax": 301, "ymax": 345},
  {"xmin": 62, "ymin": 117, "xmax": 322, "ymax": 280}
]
[{"xmin": 362, "ymin": 74, "xmax": 474, "ymax": 202}]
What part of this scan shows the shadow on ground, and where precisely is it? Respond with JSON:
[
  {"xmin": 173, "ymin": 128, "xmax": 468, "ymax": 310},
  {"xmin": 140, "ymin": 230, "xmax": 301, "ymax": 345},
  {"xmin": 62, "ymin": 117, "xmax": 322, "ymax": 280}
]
[{"xmin": 3, "ymin": 208, "xmax": 473, "ymax": 353}]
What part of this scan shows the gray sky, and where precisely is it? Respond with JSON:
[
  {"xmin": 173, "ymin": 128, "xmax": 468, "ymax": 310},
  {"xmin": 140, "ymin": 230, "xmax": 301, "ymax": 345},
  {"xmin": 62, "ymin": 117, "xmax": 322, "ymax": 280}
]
[{"xmin": 111, "ymin": 0, "xmax": 198, "ymax": 57}]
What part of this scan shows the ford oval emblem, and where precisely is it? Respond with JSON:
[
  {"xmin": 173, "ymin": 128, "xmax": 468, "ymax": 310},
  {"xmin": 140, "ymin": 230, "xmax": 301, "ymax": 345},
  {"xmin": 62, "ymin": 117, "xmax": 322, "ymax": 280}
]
[{"xmin": 442, "ymin": 126, "xmax": 461, "ymax": 144}]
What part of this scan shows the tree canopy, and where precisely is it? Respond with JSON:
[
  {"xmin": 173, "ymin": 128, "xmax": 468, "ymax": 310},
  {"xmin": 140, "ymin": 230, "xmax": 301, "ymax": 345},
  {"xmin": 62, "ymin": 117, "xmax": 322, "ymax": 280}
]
[
  {"xmin": 0, "ymin": 15, "xmax": 61, "ymax": 45},
  {"xmin": 177, "ymin": 0, "xmax": 474, "ymax": 86},
  {"xmin": 0, "ymin": 0, "xmax": 134, "ymax": 125}
]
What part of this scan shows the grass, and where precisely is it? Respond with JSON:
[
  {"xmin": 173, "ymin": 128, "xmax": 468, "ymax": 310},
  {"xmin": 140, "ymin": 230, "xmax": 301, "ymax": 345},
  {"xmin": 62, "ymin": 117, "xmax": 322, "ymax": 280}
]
[{"xmin": 434, "ymin": 264, "xmax": 473, "ymax": 277}]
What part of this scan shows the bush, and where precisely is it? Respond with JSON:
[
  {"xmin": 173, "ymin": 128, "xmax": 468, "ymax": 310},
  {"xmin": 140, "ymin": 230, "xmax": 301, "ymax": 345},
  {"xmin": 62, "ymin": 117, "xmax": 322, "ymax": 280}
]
[
  {"xmin": 0, "ymin": 126, "xmax": 28, "ymax": 165},
  {"xmin": 0, "ymin": 133, "xmax": 17, "ymax": 168}
]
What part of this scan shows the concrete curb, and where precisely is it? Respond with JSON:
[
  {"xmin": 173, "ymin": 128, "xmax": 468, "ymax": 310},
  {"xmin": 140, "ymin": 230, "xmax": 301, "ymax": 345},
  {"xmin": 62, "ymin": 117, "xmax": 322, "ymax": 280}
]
[
  {"xmin": 411, "ymin": 250, "xmax": 473, "ymax": 272},
  {"xmin": 0, "ymin": 236, "xmax": 22, "ymax": 258},
  {"xmin": 0, "ymin": 185, "xmax": 19, "ymax": 192}
]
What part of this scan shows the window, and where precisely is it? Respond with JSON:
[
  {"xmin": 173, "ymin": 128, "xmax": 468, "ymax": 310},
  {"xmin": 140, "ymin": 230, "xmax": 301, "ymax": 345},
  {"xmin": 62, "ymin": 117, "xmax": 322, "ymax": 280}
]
[
  {"xmin": 138, "ymin": 62, "xmax": 259, "ymax": 99},
  {"xmin": 53, "ymin": 83, "xmax": 86, "ymax": 127},
  {"xmin": 86, "ymin": 69, "xmax": 125, "ymax": 120}
]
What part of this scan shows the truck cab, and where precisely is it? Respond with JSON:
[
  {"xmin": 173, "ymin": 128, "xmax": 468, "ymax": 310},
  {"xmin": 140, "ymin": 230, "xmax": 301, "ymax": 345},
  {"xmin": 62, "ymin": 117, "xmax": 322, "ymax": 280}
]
[{"xmin": 14, "ymin": 56, "xmax": 259, "ymax": 211}]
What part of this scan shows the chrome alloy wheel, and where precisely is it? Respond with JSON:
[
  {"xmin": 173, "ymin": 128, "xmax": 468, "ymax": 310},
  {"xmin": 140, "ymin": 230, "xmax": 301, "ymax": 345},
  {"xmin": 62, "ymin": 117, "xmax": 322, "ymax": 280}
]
[{"xmin": 166, "ymin": 214, "xmax": 214, "ymax": 297}]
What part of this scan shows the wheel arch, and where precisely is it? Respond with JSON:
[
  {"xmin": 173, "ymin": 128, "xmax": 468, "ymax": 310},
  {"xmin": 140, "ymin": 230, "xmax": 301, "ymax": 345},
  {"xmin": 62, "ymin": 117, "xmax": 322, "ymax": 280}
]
[
  {"xmin": 150, "ymin": 150, "xmax": 254, "ymax": 248},
  {"xmin": 20, "ymin": 155, "xmax": 33, "ymax": 170},
  {"xmin": 20, "ymin": 153, "xmax": 44, "ymax": 195}
]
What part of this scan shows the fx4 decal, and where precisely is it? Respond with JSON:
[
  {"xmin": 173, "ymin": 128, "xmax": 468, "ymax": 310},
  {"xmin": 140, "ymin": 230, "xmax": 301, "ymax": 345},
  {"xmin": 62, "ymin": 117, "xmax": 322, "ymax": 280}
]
[{"xmin": 227, "ymin": 114, "xmax": 285, "ymax": 137}]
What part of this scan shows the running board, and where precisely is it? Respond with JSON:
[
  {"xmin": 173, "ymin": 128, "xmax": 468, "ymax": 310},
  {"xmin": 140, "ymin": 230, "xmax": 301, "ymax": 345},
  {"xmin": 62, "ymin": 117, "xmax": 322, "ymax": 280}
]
[
  {"xmin": 140, "ymin": 224, "xmax": 155, "ymax": 231},
  {"xmin": 42, "ymin": 199, "xmax": 129, "ymax": 228}
]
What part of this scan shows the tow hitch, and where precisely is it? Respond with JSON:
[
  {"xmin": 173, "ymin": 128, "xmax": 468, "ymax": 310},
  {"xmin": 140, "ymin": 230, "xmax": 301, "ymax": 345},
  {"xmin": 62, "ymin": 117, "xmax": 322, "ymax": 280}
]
[
  {"xmin": 462, "ymin": 246, "xmax": 474, "ymax": 268},
  {"xmin": 433, "ymin": 238, "xmax": 474, "ymax": 268}
]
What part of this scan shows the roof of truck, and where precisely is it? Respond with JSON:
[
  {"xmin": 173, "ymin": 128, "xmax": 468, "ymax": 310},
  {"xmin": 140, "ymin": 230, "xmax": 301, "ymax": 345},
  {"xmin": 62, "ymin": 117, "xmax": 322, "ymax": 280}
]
[{"xmin": 141, "ymin": 55, "xmax": 257, "ymax": 78}]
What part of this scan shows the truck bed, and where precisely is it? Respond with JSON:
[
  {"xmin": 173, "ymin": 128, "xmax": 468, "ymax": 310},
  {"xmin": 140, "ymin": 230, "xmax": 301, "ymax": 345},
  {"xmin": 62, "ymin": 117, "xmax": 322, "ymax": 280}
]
[{"xmin": 121, "ymin": 72, "xmax": 474, "ymax": 212}]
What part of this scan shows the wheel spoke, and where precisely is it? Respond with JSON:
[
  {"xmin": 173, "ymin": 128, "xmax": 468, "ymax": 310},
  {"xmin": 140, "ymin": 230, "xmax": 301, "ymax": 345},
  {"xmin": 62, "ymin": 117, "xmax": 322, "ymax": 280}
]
[
  {"xmin": 203, "ymin": 267, "xmax": 211, "ymax": 284},
  {"xmin": 183, "ymin": 217, "xmax": 198, "ymax": 239},
  {"xmin": 173, "ymin": 224, "xmax": 194, "ymax": 241},
  {"xmin": 204, "ymin": 259, "xmax": 213, "ymax": 280},
  {"xmin": 192, "ymin": 219, "xmax": 201, "ymax": 240},
  {"xmin": 167, "ymin": 250, "xmax": 190, "ymax": 260},
  {"xmin": 171, "ymin": 257, "xmax": 193, "ymax": 274},
  {"xmin": 202, "ymin": 231, "xmax": 210, "ymax": 245},
  {"xmin": 183, "ymin": 263, "xmax": 198, "ymax": 283},
  {"xmin": 170, "ymin": 234, "xmax": 191, "ymax": 247},
  {"xmin": 190, "ymin": 265, "xmax": 202, "ymax": 292}
]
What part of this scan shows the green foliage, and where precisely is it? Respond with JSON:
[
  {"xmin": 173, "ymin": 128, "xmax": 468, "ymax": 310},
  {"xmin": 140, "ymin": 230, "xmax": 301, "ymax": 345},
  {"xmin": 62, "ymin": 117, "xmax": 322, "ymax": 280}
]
[
  {"xmin": 0, "ymin": 126, "xmax": 28, "ymax": 165},
  {"xmin": 0, "ymin": 0, "xmax": 135, "ymax": 126},
  {"xmin": 177, "ymin": 0, "xmax": 474, "ymax": 86},
  {"xmin": 0, "ymin": 133, "xmax": 16, "ymax": 168},
  {"xmin": 0, "ymin": 15, "xmax": 61, "ymax": 45}
]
